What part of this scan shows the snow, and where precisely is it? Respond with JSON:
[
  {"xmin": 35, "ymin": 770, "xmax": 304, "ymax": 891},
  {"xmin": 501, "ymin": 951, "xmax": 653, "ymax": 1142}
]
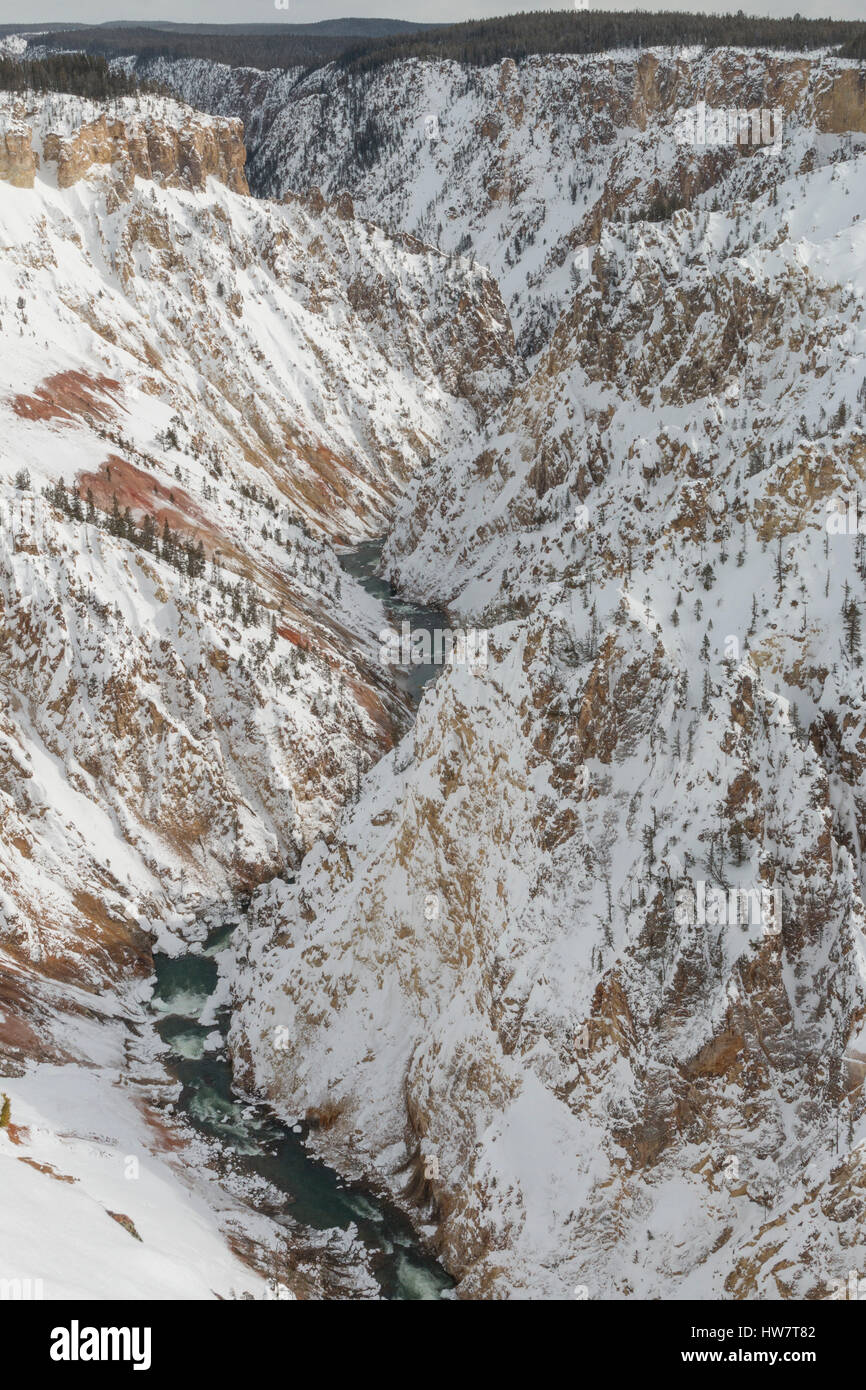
[
  {"xmin": 0, "ymin": 1066, "xmax": 264, "ymax": 1300},
  {"xmin": 119, "ymin": 46, "xmax": 866, "ymax": 364},
  {"xmin": 0, "ymin": 86, "xmax": 513, "ymax": 1299},
  {"xmin": 5, "ymin": 43, "xmax": 866, "ymax": 1301},
  {"xmin": 229, "ymin": 62, "xmax": 866, "ymax": 1299}
]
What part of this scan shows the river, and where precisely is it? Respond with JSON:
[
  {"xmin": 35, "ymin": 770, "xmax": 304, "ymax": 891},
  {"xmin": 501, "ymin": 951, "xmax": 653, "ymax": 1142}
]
[
  {"xmin": 149, "ymin": 540, "xmax": 455, "ymax": 1301},
  {"xmin": 337, "ymin": 538, "xmax": 454, "ymax": 706}
]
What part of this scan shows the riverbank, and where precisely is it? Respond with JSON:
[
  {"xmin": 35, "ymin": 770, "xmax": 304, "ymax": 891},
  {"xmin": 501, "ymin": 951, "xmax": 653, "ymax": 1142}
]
[{"xmin": 145, "ymin": 539, "xmax": 458, "ymax": 1299}]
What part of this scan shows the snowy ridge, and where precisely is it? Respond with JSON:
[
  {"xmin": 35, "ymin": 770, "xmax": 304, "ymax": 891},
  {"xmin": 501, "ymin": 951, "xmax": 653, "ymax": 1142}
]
[
  {"xmin": 115, "ymin": 47, "xmax": 866, "ymax": 360},
  {"xmin": 230, "ymin": 65, "xmax": 866, "ymax": 1298},
  {"xmin": 6, "ymin": 44, "xmax": 866, "ymax": 1302},
  {"xmin": 0, "ymin": 90, "xmax": 516, "ymax": 1298}
]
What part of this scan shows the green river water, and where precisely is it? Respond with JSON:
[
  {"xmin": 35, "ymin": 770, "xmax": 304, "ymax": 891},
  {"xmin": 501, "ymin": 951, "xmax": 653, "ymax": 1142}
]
[{"xmin": 150, "ymin": 542, "xmax": 455, "ymax": 1300}]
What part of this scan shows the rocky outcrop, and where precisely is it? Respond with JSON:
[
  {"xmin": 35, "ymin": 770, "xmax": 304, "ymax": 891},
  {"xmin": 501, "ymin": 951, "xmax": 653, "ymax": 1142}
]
[
  {"xmin": 0, "ymin": 112, "xmax": 36, "ymax": 187},
  {"xmin": 0, "ymin": 94, "xmax": 248, "ymax": 193},
  {"xmin": 811, "ymin": 64, "xmax": 866, "ymax": 135},
  {"xmin": 42, "ymin": 109, "xmax": 249, "ymax": 193}
]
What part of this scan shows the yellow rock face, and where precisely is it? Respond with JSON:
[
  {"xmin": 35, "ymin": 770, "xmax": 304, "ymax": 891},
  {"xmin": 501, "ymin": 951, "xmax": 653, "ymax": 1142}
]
[
  {"xmin": 0, "ymin": 128, "xmax": 36, "ymax": 188},
  {"xmin": 41, "ymin": 112, "xmax": 250, "ymax": 194}
]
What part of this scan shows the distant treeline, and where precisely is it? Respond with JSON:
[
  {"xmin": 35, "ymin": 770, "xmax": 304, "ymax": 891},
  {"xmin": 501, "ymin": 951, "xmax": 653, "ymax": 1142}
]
[
  {"xmin": 334, "ymin": 11, "xmax": 866, "ymax": 74},
  {"xmin": 28, "ymin": 11, "xmax": 866, "ymax": 77},
  {"xmin": 0, "ymin": 22, "xmax": 86, "ymax": 35},
  {"xmin": 29, "ymin": 27, "xmax": 360, "ymax": 73},
  {"xmin": 77, "ymin": 19, "xmax": 441, "ymax": 37},
  {"xmin": 0, "ymin": 53, "xmax": 156, "ymax": 100}
]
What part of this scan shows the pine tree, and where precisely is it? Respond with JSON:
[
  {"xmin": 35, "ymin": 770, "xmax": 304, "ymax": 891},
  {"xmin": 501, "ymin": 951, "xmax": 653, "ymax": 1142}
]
[
  {"xmin": 843, "ymin": 596, "xmax": 862, "ymax": 658},
  {"xmin": 747, "ymin": 445, "xmax": 764, "ymax": 476}
]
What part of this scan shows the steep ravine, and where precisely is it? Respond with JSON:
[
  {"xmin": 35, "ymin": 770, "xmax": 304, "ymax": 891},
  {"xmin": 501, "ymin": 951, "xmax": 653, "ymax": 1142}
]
[
  {"xmin": 0, "ymin": 83, "xmax": 521, "ymax": 1299},
  {"xmin": 338, "ymin": 540, "xmax": 454, "ymax": 706},
  {"xmin": 151, "ymin": 541, "xmax": 457, "ymax": 1299},
  {"xmin": 226, "ymin": 127, "xmax": 866, "ymax": 1299},
  {"xmin": 9, "ymin": 42, "xmax": 866, "ymax": 1303},
  {"xmin": 152, "ymin": 914, "xmax": 452, "ymax": 1301}
]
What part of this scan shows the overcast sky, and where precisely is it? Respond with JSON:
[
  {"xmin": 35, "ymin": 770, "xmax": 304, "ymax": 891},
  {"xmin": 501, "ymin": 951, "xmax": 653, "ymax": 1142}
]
[{"xmin": 3, "ymin": 2, "xmax": 864, "ymax": 29}]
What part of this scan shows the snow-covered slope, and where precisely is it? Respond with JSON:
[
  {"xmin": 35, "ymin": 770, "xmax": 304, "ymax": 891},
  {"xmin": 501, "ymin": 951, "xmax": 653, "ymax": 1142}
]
[
  {"xmin": 1, "ymin": 1057, "xmax": 267, "ymax": 1301},
  {"xmin": 115, "ymin": 47, "xmax": 866, "ymax": 360},
  {"xmin": 230, "ymin": 83, "xmax": 866, "ymax": 1299},
  {"xmin": 0, "ymin": 89, "xmax": 517, "ymax": 1297},
  {"xmin": 8, "ymin": 44, "xmax": 866, "ymax": 1303}
]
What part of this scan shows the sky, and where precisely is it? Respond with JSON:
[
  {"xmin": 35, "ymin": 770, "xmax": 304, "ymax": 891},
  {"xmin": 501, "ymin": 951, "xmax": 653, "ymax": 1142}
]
[
  {"xmin": 2, "ymin": 1, "xmax": 864, "ymax": 26},
  {"xmin": 3, "ymin": 1, "xmax": 861, "ymax": 27}
]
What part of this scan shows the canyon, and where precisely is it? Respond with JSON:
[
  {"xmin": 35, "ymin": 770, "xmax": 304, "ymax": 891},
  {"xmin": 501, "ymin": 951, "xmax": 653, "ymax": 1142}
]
[
  {"xmin": 3, "ymin": 37, "xmax": 866, "ymax": 1300},
  {"xmin": 0, "ymin": 86, "xmax": 513, "ymax": 1298}
]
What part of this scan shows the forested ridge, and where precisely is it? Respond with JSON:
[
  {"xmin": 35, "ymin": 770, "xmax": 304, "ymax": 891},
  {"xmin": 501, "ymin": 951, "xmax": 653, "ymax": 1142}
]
[
  {"xmin": 28, "ymin": 11, "xmax": 866, "ymax": 79},
  {"xmin": 335, "ymin": 10, "xmax": 866, "ymax": 73},
  {"xmin": 0, "ymin": 52, "xmax": 160, "ymax": 100},
  {"xmin": 29, "ymin": 27, "xmax": 371, "ymax": 73}
]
